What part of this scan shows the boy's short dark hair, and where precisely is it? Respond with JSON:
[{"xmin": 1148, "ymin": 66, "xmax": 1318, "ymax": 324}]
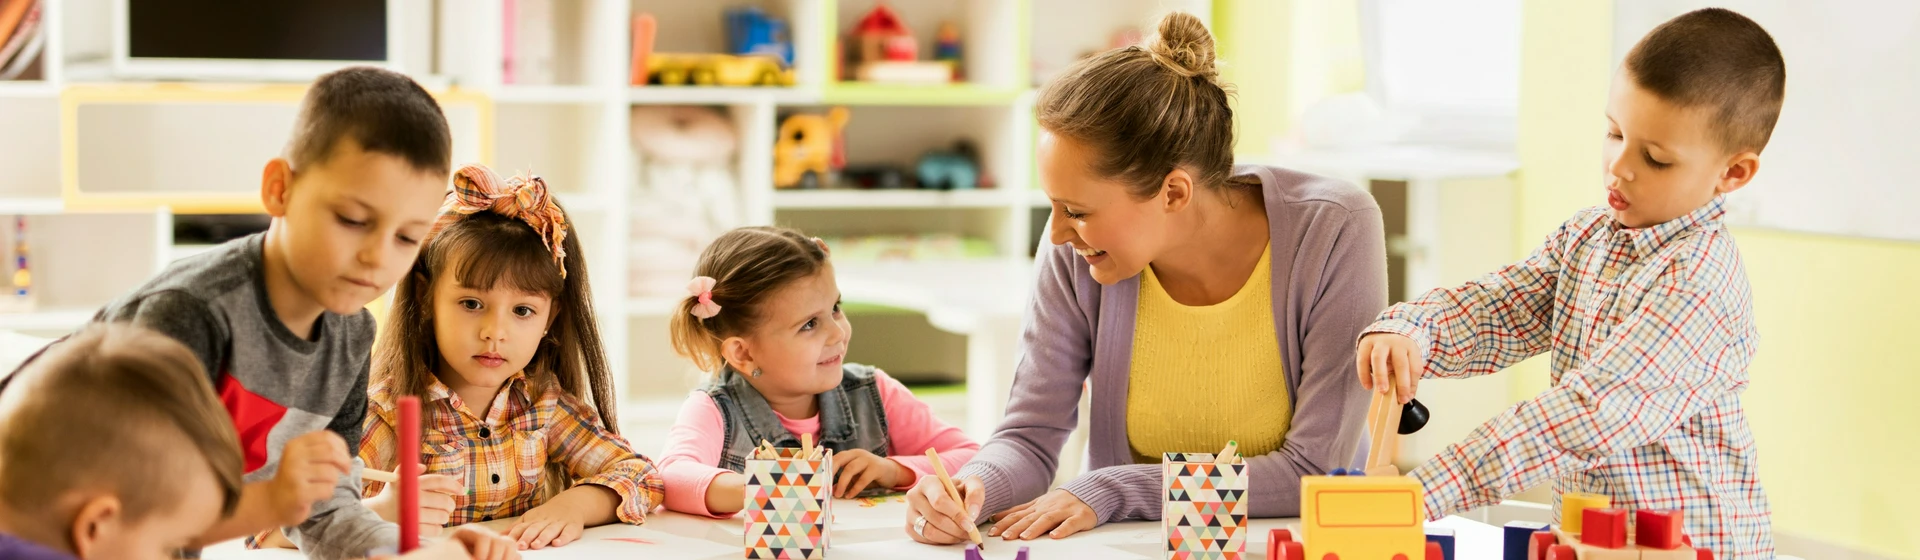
[
  {"xmin": 0, "ymin": 324, "xmax": 244, "ymax": 520},
  {"xmin": 286, "ymin": 66, "xmax": 453, "ymax": 177},
  {"xmin": 1624, "ymin": 7, "xmax": 1786, "ymax": 154}
]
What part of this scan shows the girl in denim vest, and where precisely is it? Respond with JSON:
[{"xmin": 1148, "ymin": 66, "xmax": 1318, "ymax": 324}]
[{"xmin": 658, "ymin": 226, "xmax": 980, "ymax": 517}]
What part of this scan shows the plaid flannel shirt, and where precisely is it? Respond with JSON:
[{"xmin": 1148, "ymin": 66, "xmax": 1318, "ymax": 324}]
[
  {"xmin": 1366, "ymin": 196, "xmax": 1772, "ymax": 558},
  {"xmin": 360, "ymin": 372, "xmax": 665, "ymax": 525}
]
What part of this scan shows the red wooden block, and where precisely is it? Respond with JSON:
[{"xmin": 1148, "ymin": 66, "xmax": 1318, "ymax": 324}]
[
  {"xmin": 1580, "ymin": 508, "xmax": 1628, "ymax": 548},
  {"xmin": 1636, "ymin": 509, "xmax": 1685, "ymax": 549},
  {"xmin": 1546, "ymin": 544, "xmax": 1578, "ymax": 560},
  {"xmin": 1529, "ymin": 531, "xmax": 1557, "ymax": 560},
  {"xmin": 1696, "ymin": 547, "xmax": 1714, "ymax": 560}
]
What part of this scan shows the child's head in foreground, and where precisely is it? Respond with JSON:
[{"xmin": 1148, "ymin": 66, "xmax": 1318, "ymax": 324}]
[
  {"xmin": 668, "ymin": 227, "xmax": 849, "ymax": 397},
  {"xmin": 0, "ymin": 324, "xmax": 243, "ymax": 560},
  {"xmin": 265, "ymin": 66, "xmax": 456, "ymax": 316},
  {"xmin": 1604, "ymin": 7, "xmax": 1785, "ymax": 228}
]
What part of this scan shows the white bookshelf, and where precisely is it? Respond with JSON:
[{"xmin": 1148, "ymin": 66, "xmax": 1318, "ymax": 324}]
[{"xmin": 1, "ymin": 0, "xmax": 1217, "ymax": 413}]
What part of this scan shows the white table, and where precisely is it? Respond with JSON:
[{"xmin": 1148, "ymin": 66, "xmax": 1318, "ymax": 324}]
[{"xmin": 204, "ymin": 496, "xmax": 1504, "ymax": 559}]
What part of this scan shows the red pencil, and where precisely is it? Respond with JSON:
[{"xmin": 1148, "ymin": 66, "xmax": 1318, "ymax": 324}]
[{"xmin": 398, "ymin": 396, "xmax": 421, "ymax": 553}]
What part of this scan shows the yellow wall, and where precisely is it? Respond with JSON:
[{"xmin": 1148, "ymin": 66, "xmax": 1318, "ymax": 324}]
[
  {"xmin": 1518, "ymin": 0, "xmax": 1920, "ymax": 555},
  {"xmin": 1215, "ymin": 0, "xmax": 1292, "ymax": 156},
  {"xmin": 1737, "ymin": 231, "xmax": 1920, "ymax": 556}
]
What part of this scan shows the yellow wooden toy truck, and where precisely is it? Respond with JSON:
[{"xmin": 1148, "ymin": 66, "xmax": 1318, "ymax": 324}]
[{"xmin": 774, "ymin": 108, "xmax": 850, "ymax": 189}]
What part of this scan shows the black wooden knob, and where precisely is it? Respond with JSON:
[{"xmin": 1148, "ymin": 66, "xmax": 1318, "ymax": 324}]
[{"xmin": 1398, "ymin": 398, "xmax": 1431, "ymax": 435}]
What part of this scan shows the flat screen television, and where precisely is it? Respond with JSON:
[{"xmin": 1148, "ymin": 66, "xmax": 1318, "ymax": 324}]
[{"xmin": 113, "ymin": 0, "xmax": 398, "ymax": 81}]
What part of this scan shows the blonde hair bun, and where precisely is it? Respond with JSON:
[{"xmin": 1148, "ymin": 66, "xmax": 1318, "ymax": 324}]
[{"xmin": 1148, "ymin": 12, "xmax": 1218, "ymax": 81}]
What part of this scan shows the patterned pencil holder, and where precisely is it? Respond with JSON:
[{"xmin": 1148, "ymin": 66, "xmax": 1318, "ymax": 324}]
[
  {"xmin": 1162, "ymin": 452, "xmax": 1248, "ymax": 560},
  {"xmin": 743, "ymin": 448, "xmax": 834, "ymax": 559}
]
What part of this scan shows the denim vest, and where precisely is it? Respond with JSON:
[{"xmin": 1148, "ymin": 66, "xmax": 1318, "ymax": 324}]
[{"xmin": 706, "ymin": 363, "xmax": 892, "ymax": 488}]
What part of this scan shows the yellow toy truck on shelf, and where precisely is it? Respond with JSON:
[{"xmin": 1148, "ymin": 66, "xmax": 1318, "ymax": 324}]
[
  {"xmin": 774, "ymin": 108, "xmax": 850, "ymax": 189},
  {"xmin": 631, "ymin": 13, "xmax": 794, "ymax": 87}
]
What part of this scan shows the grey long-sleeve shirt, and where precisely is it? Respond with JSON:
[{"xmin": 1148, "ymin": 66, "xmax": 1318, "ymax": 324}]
[{"xmin": 85, "ymin": 233, "xmax": 392, "ymax": 559}]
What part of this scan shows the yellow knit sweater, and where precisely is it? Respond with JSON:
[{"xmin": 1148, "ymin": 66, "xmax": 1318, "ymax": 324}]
[{"xmin": 1126, "ymin": 245, "xmax": 1291, "ymax": 464}]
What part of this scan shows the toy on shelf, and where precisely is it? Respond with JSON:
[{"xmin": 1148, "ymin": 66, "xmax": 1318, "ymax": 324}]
[
  {"xmin": 934, "ymin": 21, "xmax": 962, "ymax": 80},
  {"xmin": 1, "ymin": 216, "xmax": 31, "ymax": 313},
  {"xmin": 842, "ymin": 165, "xmax": 909, "ymax": 189},
  {"xmin": 1271, "ymin": 386, "xmax": 1445, "ymax": 560},
  {"xmin": 847, "ymin": 2, "xmax": 955, "ymax": 84},
  {"xmin": 629, "ymin": 106, "xmax": 743, "ymax": 298},
  {"xmin": 726, "ymin": 6, "xmax": 793, "ymax": 67},
  {"xmin": 774, "ymin": 107, "xmax": 851, "ymax": 189},
  {"xmin": 916, "ymin": 140, "xmax": 983, "ymax": 190},
  {"xmin": 631, "ymin": 13, "xmax": 794, "ymax": 87}
]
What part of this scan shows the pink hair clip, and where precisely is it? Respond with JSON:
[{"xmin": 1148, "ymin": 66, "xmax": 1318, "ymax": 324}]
[{"xmin": 687, "ymin": 276, "xmax": 721, "ymax": 319}]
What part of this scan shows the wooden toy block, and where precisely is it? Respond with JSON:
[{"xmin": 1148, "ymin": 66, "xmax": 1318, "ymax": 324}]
[
  {"xmin": 1635, "ymin": 509, "xmax": 1684, "ymax": 549},
  {"xmin": 1505, "ymin": 521, "xmax": 1551, "ymax": 560},
  {"xmin": 1529, "ymin": 530, "xmax": 1557, "ymax": 560},
  {"xmin": 1696, "ymin": 547, "xmax": 1713, "ymax": 560},
  {"xmin": 1560, "ymin": 492, "xmax": 1612, "ymax": 534},
  {"xmin": 1636, "ymin": 544, "xmax": 1698, "ymax": 560},
  {"xmin": 1014, "ymin": 546, "xmax": 1029, "ymax": 560},
  {"xmin": 1568, "ymin": 541, "xmax": 1644, "ymax": 559},
  {"xmin": 1300, "ymin": 475, "xmax": 1425, "ymax": 560},
  {"xmin": 1425, "ymin": 527, "xmax": 1456, "ymax": 560},
  {"xmin": 963, "ymin": 543, "xmax": 983, "ymax": 560},
  {"xmin": 1580, "ymin": 508, "xmax": 1628, "ymax": 548}
]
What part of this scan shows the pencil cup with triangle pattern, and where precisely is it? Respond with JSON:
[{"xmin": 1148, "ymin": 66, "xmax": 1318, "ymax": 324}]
[
  {"xmin": 743, "ymin": 448, "xmax": 834, "ymax": 558},
  {"xmin": 1162, "ymin": 452, "xmax": 1248, "ymax": 560}
]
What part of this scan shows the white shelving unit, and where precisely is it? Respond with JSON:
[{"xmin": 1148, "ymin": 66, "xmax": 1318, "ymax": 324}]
[{"xmin": 1, "ymin": 0, "xmax": 1218, "ymax": 421}]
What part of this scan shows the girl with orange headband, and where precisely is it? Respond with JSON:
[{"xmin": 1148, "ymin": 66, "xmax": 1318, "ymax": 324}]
[{"xmin": 357, "ymin": 164, "xmax": 664, "ymax": 550}]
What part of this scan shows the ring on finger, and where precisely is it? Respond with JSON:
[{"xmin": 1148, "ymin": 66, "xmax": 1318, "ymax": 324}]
[{"xmin": 913, "ymin": 516, "xmax": 928, "ymax": 536}]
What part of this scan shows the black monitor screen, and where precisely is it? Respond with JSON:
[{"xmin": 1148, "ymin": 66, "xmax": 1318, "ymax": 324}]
[{"xmin": 129, "ymin": 0, "xmax": 387, "ymax": 61}]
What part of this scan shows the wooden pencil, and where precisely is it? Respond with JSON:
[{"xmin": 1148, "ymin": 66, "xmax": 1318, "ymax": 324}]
[{"xmin": 926, "ymin": 448, "xmax": 984, "ymax": 548}]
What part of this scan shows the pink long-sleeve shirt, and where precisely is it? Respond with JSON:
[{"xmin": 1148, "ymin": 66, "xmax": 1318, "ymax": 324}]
[{"xmin": 658, "ymin": 369, "xmax": 979, "ymax": 517}]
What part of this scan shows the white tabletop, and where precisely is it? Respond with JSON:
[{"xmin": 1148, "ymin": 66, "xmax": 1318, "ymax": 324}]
[{"xmin": 203, "ymin": 495, "xmax": 1505, "ymax": 559}]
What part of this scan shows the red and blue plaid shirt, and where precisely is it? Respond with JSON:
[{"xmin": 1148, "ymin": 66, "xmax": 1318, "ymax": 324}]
[{"xmin": 1367, "ymin": 196, "xmax": 1771, "ymax": 558}]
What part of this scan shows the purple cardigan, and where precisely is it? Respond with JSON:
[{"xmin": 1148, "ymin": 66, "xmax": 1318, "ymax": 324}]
[{"xmin": 955, "ymin": 164, "xmax": 1387, "ymax": 523}]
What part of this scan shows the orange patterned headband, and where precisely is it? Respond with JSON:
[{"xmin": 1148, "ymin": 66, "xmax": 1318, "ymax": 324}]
[{"xmin": 432, "ymin": 163, "xmax": 570, "ymax": 278}]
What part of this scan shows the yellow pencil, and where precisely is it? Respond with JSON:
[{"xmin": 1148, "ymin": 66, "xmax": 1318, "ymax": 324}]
[{"xmin": 926, "ymin": 448, "xmax": 984, "ymax": 548}]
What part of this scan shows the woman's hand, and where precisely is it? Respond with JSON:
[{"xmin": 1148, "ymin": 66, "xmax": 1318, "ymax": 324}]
[
  {"xmin": 902, "ymin": 475, "xmax": 983, "ymax": 545},
  {"xmin": 986, "ymin": 489, "xmax": 1098, "ymax": 541},
  {"xmin": 832, "ymin": 449, "xmax": 914, "ymax": 499}
]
